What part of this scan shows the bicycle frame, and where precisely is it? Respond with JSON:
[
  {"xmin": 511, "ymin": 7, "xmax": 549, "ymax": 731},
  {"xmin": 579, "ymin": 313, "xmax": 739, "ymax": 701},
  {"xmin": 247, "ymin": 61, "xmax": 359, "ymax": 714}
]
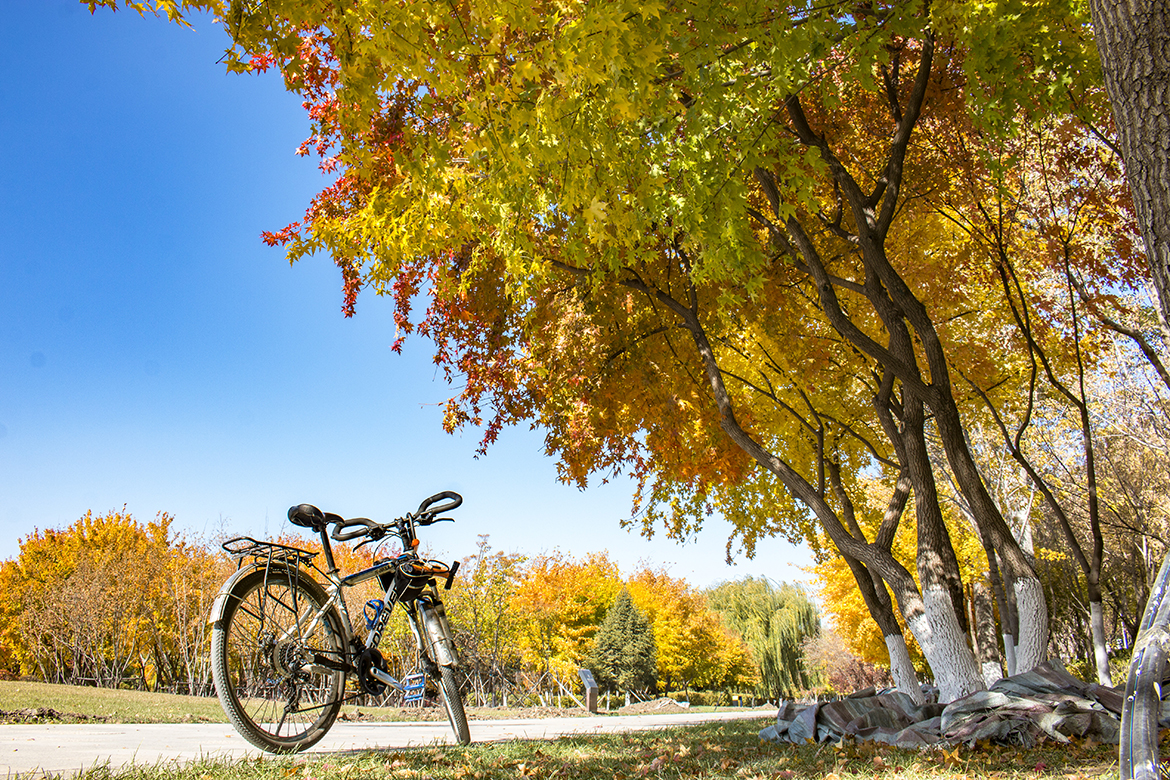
[{"xmin": 211, "ymin": 536, "xmax": 458, "ymax": 700}]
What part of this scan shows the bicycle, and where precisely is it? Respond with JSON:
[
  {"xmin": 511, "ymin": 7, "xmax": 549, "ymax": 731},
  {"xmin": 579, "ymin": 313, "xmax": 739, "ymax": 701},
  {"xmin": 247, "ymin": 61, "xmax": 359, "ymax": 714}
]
[
  {"xmin": 1121, "ymin": 553, "xmax": 1170, "ymax": 780},
  {"xmin": 208, "ymin": 491, "xmax": 470, "ymax": 752}
]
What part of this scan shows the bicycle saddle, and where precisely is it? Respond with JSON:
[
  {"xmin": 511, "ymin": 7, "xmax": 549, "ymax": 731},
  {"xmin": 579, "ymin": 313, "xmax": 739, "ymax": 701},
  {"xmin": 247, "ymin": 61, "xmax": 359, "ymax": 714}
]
[{"xmin": 288, "ymin": 503, "xmax": 327, "ymax": 532}]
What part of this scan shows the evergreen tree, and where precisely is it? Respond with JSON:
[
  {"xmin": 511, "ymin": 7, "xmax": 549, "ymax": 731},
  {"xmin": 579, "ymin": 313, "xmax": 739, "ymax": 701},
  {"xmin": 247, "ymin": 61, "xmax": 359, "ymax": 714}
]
[{"xmin": 588, "ymin": 588, "xmax": 657, "ymax": 694}]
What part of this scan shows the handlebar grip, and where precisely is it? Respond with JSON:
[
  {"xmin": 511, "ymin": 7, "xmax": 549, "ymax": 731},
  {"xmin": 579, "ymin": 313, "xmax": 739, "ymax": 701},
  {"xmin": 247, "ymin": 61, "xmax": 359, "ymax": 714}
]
[
  {"xmin": 417, "ymin": 491, "xmax": 462, "ymax": 517},
  {"xmin": 331, "ymin": 517, "xmax": 378, "ymax": 542}
]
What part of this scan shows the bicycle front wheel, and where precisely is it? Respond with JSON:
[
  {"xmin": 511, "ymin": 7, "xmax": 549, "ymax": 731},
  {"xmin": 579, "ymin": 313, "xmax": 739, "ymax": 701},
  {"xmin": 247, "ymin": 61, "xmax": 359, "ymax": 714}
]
[
  {"xmin": 436, "ymin": 665, "xmax": 470, "ymax": 745},
  {"xmin": 211, "ymin": 567, "xmax": 346, "ymax": 753}
]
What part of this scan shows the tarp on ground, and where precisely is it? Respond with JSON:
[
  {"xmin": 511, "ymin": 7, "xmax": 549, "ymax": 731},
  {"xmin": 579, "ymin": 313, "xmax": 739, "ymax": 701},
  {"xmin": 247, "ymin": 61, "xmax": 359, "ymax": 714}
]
[{"xmin": 759, "ymin": 661, "xmax": 1125, "ymax": 749}]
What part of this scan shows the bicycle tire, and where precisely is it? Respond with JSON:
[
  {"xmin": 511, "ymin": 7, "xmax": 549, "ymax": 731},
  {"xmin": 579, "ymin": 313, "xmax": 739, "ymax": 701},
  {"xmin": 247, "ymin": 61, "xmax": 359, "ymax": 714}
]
[
  {"xmin": 1122, "ymin": 552, "xmax": 1170, "ymax": 780},
  {"xmin": 211, "ymin": 567, "xmax": 346, "ymax": 753},
  {"xmin": 436, "ymin": 665, "xmax": 471, "ymax": 745}
]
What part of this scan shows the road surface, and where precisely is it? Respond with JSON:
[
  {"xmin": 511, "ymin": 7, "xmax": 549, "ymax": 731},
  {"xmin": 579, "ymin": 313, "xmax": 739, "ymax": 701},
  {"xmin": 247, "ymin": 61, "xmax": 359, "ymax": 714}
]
[{"xmin": 2, "ymin": 711, "xmax": 772, "ymax": 777}]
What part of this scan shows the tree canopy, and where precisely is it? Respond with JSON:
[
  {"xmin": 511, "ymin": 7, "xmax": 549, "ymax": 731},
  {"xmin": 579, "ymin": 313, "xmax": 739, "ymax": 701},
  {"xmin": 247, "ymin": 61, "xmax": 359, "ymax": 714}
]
[{"xmin": 85, "ymin": 0, "xmax": 1160, "ymax": 702}]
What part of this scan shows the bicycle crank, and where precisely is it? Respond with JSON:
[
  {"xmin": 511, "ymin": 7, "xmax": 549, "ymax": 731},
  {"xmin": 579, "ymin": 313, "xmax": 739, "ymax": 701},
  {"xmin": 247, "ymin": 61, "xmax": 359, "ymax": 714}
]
[{"xmin": 357, "ymin": 647, "xmax": 390, "ymax": 695}]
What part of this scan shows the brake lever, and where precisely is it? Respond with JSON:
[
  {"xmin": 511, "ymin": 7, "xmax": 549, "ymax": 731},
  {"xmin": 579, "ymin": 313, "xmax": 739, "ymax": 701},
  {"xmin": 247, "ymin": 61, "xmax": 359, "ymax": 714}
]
[{"xmin": 416, "ymin": 516, "xmax": 454, "ymax": 527}]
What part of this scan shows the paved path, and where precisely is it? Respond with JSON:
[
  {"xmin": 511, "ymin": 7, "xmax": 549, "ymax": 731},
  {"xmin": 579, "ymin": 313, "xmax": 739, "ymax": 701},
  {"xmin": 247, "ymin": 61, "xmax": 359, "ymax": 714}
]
[{"xmin": 2, "ymin": 711, "xmax": 772, "ymax": 777}]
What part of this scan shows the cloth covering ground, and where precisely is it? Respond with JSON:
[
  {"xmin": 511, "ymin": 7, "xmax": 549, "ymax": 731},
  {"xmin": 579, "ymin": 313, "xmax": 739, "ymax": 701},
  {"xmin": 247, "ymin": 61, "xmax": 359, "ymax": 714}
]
[{"xmin": 760, "ymin": 661, "xmax": 1135, "ymax": 749}]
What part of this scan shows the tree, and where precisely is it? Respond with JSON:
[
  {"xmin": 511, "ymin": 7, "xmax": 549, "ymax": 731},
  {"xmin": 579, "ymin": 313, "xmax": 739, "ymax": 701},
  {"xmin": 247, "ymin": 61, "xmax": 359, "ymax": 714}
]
[
  {"xmin": 1087, "ymin": 1, "xmax": 1170, "ymax": 329},
  {"xmin": 801, "ymin": 628, "xmax": 894, "ymax": 695},
  {"xmin": 509, "ymin": 552, "xmax": 622, "ymax": 679},
  {"xmin": 928, "ymin": 115, "xmax": 1145, "ymax": 685},
  {"xmin": 89, "ymin": 0, "xmax": 1106, "ymax": 702},
  {"xmin": 588, "ymin": 587, "xmax": 657, "ymax": 695},
  {"xmin": 445, "ymin": 535, "xmax": 528, "ymax": 705},
  {"xmin": 627, "ymin": 568, "xmax": 754, "ymax": 692},
  {"xmin": 707, "ymin": 577, "xmax": 821, "ymax": 700},
  {"xmin": 0, "ymin": 509, "xmax": 227, "ymax": 691}
]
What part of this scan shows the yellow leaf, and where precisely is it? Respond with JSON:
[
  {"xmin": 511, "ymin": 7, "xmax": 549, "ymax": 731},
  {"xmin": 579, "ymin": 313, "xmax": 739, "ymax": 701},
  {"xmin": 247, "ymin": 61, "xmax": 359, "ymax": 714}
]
[{"xmin": 585, "ymin": 197, "xmax": 608, "ymax": 225}]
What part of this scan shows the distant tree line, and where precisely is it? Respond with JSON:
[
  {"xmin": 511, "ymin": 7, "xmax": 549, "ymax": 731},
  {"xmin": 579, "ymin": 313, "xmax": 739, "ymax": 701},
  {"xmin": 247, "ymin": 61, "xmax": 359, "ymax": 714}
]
[
  {"xmin": 0, "ymin": 515, "xmax": 825, "ymax": 702},
  {"xmin": 0, "ymin": 510, "xmax": 226, "ymax": 694}
]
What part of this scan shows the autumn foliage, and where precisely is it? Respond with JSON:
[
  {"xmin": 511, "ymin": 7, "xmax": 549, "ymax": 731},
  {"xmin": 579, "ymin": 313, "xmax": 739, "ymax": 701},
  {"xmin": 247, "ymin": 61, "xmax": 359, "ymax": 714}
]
[
  {"xmin": 80, "ymin": 0, "xmax": 1170, "ymax": 700},
  {"xmin": 0, "ymin": 515, "xmax": 811, "ymax": 701},
  {"xmin": 0, "ymin": 509, "xmax": 229, "ymax": 692}
]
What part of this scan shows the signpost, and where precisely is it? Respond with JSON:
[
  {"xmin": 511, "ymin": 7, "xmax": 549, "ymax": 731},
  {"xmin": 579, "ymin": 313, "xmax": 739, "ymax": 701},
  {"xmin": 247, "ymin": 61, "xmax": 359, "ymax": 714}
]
[{"xmin": 578, "ymin": 668, "xmax": 599, "ymax": 714}]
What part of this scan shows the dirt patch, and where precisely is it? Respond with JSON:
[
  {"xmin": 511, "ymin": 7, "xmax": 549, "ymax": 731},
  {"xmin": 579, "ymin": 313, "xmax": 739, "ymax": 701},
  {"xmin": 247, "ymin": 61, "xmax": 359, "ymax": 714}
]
[
  {"xmin": 617, "ymin": 697, "xmax": 691, "ymax": 715},
  {"xmin": 0, "ymin": 707, "xmax": 110, "ymax": 724}
]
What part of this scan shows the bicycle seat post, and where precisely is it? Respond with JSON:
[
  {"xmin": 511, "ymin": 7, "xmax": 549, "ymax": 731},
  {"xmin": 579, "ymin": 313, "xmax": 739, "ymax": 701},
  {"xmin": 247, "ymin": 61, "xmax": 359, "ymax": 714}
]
[{"xmin": 317, "ymin": 526, "xmax": 339, "ymax": 575}]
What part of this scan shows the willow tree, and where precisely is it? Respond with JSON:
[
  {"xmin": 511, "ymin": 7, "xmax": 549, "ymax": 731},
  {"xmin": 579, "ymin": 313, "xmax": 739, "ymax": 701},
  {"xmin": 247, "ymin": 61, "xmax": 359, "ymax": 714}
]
[{"xmin": 707, "ymin": 578, "xmax": 820, "ymax": 700}]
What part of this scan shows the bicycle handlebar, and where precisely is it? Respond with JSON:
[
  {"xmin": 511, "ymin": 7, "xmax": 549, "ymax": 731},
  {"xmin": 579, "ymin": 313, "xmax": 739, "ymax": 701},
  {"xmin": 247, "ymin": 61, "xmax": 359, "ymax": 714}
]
[
  {"xmin": 416, "ymin": 491, "xmax": 462, "ymax": 518},
  {"xmin": 331, "ymin": 517, "xmax": 381, "ymax": 542},
  {"xmin": 288, "ymin": 492, "xmax": 464, "ymax": 544}
]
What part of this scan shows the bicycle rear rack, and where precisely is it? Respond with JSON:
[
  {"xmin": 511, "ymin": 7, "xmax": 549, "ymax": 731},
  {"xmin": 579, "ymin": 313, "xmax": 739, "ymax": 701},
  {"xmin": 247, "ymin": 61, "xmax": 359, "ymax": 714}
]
[{"xmin": 222, "ymin": 536, "xmax": 319, "ymax": 569}]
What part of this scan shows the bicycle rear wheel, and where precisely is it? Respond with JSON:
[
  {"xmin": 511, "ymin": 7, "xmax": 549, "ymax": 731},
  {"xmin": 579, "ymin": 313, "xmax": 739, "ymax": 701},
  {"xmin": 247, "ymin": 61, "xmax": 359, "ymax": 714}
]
[{"xmin": 211, "ymin": 567, "xmax": 346, "ymax": 753}]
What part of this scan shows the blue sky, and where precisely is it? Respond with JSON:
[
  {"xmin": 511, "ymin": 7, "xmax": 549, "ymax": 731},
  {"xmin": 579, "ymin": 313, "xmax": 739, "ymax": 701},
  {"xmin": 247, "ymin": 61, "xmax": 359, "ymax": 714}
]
[{"xmin": 0, "ymin": 0, "xmax": 810, "ymax": 588}]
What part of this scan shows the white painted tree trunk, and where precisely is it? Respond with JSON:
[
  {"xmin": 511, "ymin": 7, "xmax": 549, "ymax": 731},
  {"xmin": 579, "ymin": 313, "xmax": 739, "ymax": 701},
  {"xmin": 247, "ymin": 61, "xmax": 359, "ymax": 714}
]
[
  {"xmin": 1090, "ymin": 600, "xmax": 1114, "ymax": 686},
  {"xmin": 905, "ymin": 584, "xmax": 985, "ymax": 703},
  {"xmin": 1013, "ymin": 578, "xmax": 1049, "ymax": 671},
  {"xmin": 885, "ymin": 633, "xmax": 924, "ymax": 704},
  {"xmin": 1002, "ymin": 635, "xmax": 1017, "ymax": 676},
  {"xmin": 981, "ymin": 662, "xmax": 1003, "ymax": 687}
]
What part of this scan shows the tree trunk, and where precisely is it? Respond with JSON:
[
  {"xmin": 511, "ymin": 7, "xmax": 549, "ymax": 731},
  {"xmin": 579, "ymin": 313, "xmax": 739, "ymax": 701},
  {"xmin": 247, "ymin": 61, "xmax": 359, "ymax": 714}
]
[
  {"xmin": 908, "ymin": 582, "xmax": 985, "ymax": 702},
  {"xmin": 1089, "ymin": 0, "xmax": 1170, "ymax": 321},
  {"xmin": 1013, "ymin": 576, "xmax": 1049, "ymax": 671},
  {"xmin": 903, "ymin": 396, "xmax": 968, "ymax": 636},
  {"xmin": 1003, "ymin": 633, "xmax": 1018, "ymax": 677},
  {"xmin": 843, "ymin": 551, "xmax": 924, "ymax": 704},
  {"xmin": 680, "ymin": 307, "xmax": 984, "ymax": 702},
  {"xmin": 885, "ymin": 633, "xmax": 921, "ymax": 701},
  {"xmin": 972, "ymin": 580, "xmax": 1004, "ymax": 686},
  {"xmin": 932, "ymin": 401, "xmax": 1048, "ymax": 670},
  {"xmin": 1090, "ymin": 597, "xmax": 1114, "ymax": 686}
]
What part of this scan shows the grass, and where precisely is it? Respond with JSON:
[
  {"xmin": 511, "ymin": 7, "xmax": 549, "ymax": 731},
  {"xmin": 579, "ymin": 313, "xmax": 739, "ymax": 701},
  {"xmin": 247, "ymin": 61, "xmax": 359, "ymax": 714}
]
[
  {"xmin": 0, "ymin": 681, "xmax": 228, "ymax": 723},
  {"xmin": 0, "ymin": 681, "xmax": 766, "ymax": 724},
  {"xmin": 37, "ymin": 718, "xmax": 1119, "ymax": 780}
]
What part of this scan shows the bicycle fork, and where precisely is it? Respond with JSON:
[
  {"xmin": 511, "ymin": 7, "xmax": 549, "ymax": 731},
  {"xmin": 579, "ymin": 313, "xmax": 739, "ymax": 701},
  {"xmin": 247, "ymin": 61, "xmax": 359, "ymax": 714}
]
[
  {"xmin": 358, "ymin": 590, "xmax": 458, "ymax": 691},
  {"xmin": 415, "ymin": 592, "xmax": 459, "ymax": 668}
]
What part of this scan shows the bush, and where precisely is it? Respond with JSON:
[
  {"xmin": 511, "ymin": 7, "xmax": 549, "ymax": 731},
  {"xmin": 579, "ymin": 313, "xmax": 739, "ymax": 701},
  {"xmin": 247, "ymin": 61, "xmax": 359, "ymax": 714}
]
[
  {"xmin": 1064, "ymin": 648, "xmax": 1132, "ymax": 686},
  {"xmin": 800, "ymin": 629, "xmax": 892, "ymax": 696}
]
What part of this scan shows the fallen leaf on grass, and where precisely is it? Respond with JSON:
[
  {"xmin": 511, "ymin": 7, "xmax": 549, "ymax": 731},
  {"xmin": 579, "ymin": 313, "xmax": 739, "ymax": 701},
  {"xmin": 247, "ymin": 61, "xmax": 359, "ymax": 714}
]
[{"xmin": 941, "ymin": 747, "xmax": 964, "ymax": 768}]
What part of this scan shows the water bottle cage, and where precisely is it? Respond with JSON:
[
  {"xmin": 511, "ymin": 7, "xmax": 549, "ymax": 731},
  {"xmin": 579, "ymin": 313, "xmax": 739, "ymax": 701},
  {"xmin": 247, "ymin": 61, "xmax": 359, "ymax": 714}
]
[{"xmin": 364, "ymin": 599, "xmax": 385, "ymax": 631}]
